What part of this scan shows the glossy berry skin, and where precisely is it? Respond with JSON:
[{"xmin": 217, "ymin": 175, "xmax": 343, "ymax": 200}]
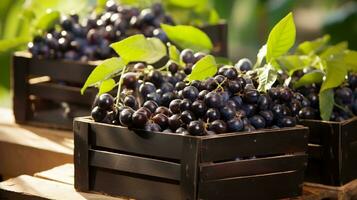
[
  {"xmin": 132, "ymin": 111, "xmax": 148, "ymax": 128},
  {"xmin": 220, "ymin": 106, "xmax": 235, "ymax": 121},
  {"xmin": 223, "ymin": 67, "xmax": 238, "ymax": 80},
  {"xmin": 259, "ymin": 110, "xmax": 274, "ymax": 126},
  {"xmin": 146, "ymin": 92, "xmax": 161, "ymax": 105},
  {"xmin": 123, "ymin": 95, "xmax": 137, "ymax": 109},
  {"xmin": 298, "ymin": 107, "xmax": 317, "ymax": 119},
  {"xmin": 335, "ymin": 87, "xmax": 353, "ymax": 104},
  {"xmin": 137, "ymin": 107, "xmax": 152, "ymax": 119},
  {"xmin": 228, "ymin": 80, "xmax": 242, "ymax": 93},
  {"xmin": 205, "ymin": 108, "xmax": 221, "ymax": 122},
  {"xmin": 175, "ymin": 82, "xmax": 186, "ymax": 91},
  {"xmin": 279, "ymin": 88, "xmax": 293, "ymax": 101},
  {"xmin": 198, "ymin": 90, "xmax": 209, "ymax": 100},
  {"xmin": 122, "ymin": 72, "xmax": 137, "ymax": 89},
  {"xmin": 227, "ymin": 117, "xmax": 244, "ymax": 132},
  {"xmin": 161, "ymin": 92, "xmax": 175, "ymax": 107},
  {"xmin": 194, "ymin": 52, "xmax": 206, "ymax": 62},
  {"xmin": 168, "ymin": 61, "xmax": 179, "ymax": 74},
  {"xmin": 180, "ymin": 49, "xmax": 195, "ymax": 64},
  {"xmin": 258, "ymin": 95, "xmax": 270, "ymax": 110},
  {"xmin": 175, "ymin": 127, "xmax": 189, "ymax": 135},
  {"xmin": 180, "ymin": 110, "xmax": 196, "ymax": 124},
  {"xmin": 154, "ymin": 106, "xmax": 172, "ymax": 116},
  {"xmin": 169, "ymin": 99, "xmax": 182, "ymax": 114},
  {"xmin": 182, "ymin": 86, "xmax": 199, "ymax": 101},
  {"xmin": 244, "ymin": 90, "xmax": 260, "ymax": 104},
  {"xmin": 139, "ymin": 82, "xmax": 156, "ymax": 96},
  {"xmin": 278, "ymin": 116, "xmax": 296, "ymax": 127},
  {"xmin": 168, "ymin": 114, "xmax": 182, "ymax": 131},
  {"xmin": 242, "ymin": 104, "xmax": 257, "ymax": 117},
  {"xmin": 191, "ymin": 100, "xmax": 207, "ymax": 117},
  {"xmin": 180, "ymin": 99, "xmax": 192, "ymax": 111},
  {"xmin": 187, "ymin": 120, "xmax": 206, "ymax": 136},
  {"xmin": 209, "ymin": 120, "xmax": 227, "ymax": 134},
  {"xmin": 160, "ymin": 82, "xmax": 174, "ymax": 93},
  {"xmin": 231, "ymin": 96, "xmax": 243, "ymax": 108},
  {"xmin": 204, "ymin": 92, "xmax": 223, "ymax": 108},
  {"xmin": 119, "ymin": 108, "xmax": 134, "ymax": 126},
  {"xmin": 152, "ymin": 113, "xmax": 168, "ymax": 129},
  {"xmin": 235, "ymin": 58, "xmax": 252, "ymax": 72},
  {"xmin": 91, "ymin": 106, "xmax": 107, "ymax": 122},
  {"xmin": 307, "ymin": 93, "xmax": 319, "ymax": 107},
  {"xmin": 143, "ymin": 100, "xmax": 159, "ymax": 113},
  {"xmin": 249, "ymin": 115, "xmax": 266, "ymax": 129},
  {"xmin": 145, "ymin": 122, "xmax": 162, "ymax": 132},
  {"xmin": 98, "ymin": 93, "xmax": 114, "ymax": 110}
]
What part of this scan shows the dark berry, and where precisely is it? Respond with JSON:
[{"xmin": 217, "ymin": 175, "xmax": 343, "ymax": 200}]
[
  {"xmin": 227, "ymin": 117, "xmax": 244, "ymax": 132},
  {"xmin": 244, "ymin": 90, "xmax": 260, "ymax": 104},
  {"xmin": 205, "ymin": 92, "xmax": 223, "ymax": 108},
  {"xmin": 299, "ymin": 107, "xmax": 317, "ymax": 119},
  {"xmin": 98, "ymin": 93, "xmax": 114, "ymax": 110},
  {"xmin": 180, "ymin": 99, "xmax": 192, "ymax": 111},
  {"xmin": 132, "ymin": 111, "xmax": 148, "ymax": 128},
  {"xmin": 182, "ymin": 86, "xmax": 199, "ymax": 101},
  {"xmin": 180, "ymin": 49, "xmax": 195, "ymax": 64},
  {"xmin": 144, "ymin": 122, "xmax": 162, "ymax": 132},
  {"xmin": 123, "ymin": 95, "xmax": 137, "ymax": 109},
  {"xmin": 168, "ymin": 61, "xmax": 179, "ymax": 74},
  {"xmin": 228, "ymin": 80, "xmax": 242, "ymax": 93},
  {"xmin": 335, "ymin": 87, "xmax": 353, "ymax": 104},
  {"xmin": 139, "ymin": 82, "xmax": 156, "ymax": 96},
  {"xmin": 146, "ymin": 92, "xmax": 161, "ymax": 104},
  {"xmin": 152, "ymin": 113, "xmax": 169, "ymax": 129},
  {"xmin": 223, "ymin": 67, "xmax": 238, "ymax": 79},
  {"xmin": 259, "ymin": 110, "xmax": 274, "ymax": 126},
  {"xmin": 161, "ymin": 92, "xmax": 175, "ymax": 107},
  {"xmin": 137, "ymin": 107, "xmax": 152, "ymax": 119},
  {"xmin": 257, "ymin": 95, "xmax": 270, "ymax": 110},
  {"xmin": 181, "ymin": 110, "xmax": 196, "ymax": 124},
  {"xmin": 198, "ymin": 90, "xmax": 209, "ymax": 100},
  {"xmin": 187, "ymin": 120, "xmax": 206, "ymax": 136},
  {"xmin": 175, "ymin": 127, "xmax": 189, "ymax": 135},
  {"xmin": 155, "ymin": 106, "xmax": 172, "ymax": 116},
  {"xmin": 249, "ymin": 115, "xmax": 266, "ymax": 129},
  {"xmin": 205, "ymin": 108, "xmax": 221, "ymax": 122},
  {"xmin": 143, "ymin": 100, "xmax": 159, "ymax": 113},
  {"xmin": 168, "ymin": 114, "xmax": 182, "ymax": 131},
  {"xmin": 235, "ymin": 58, "xmax": 252, "ymax": 71},
  {"xmin": 231, "ymin": 96, "xmax": 243, "ymax": 108},
  {"xmin": 191, "ymin": 100, "xmax": 207, "ymax": 117},
  {"xmin": 91, "ymin": 106, "xmax": 107, "ymax": 122},
  {"xmin": 169, "ymin": 99, "xmax": 182, "ymax": 114},
  {"xmin": 241, "ymin": 104, "xmax": 257, "ymax": 117},
  {"xmin": 209, "ymin": 120, "xmax": 227, "ymax": 134},
  {"xmin": 220, "ymin": 106, "xmax": 235, "ymax": 120},
  {"xmin": 119, "ymin": 108, "xmax": 134, "ymax": 126},
  {"xmin": 278, "ymin": 116, "xmax": 297, "ymax": 127},
  {"xmin": 122, "ymin": 72, "xmax": 137, "ymax": 89},
  {"xmin": 175, "ymin": 81, "xmax": 186, "ymax": 90}
]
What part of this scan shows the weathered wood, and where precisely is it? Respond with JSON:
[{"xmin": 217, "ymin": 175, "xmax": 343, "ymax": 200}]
[
  {"xmin": 89, "ymin": 149, "xmax": 181, "ymax": 180},
  {"xmin": 73, "ymin": 120, "xmax": 89, "ymax": 191}
]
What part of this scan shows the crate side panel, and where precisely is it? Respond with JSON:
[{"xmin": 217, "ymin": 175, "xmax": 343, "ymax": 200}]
[
  {"xmin": 199, "ymin": 170, "xmax": 304, "ymax": 200},
  {"xmin": 91, "ymin": 167, "xmax": 181, "ymax": 200},
  {"xmin": 201, "ymin": 128, "xmax": 308, "ymax": 162},
  {"xmin": 74, "ymin": 120, "xmax": 89, "ymax": 191},
  {"xmin": 90, "ymin": 123, "xmax": 183, "ymax": 160},
  {"xmin": 89, "ymin": 149, "xmax": 181, "ymax": 180},
  {"xmin": 200, "ymin": 154, "xmax": 307, "ymax": 181},
  {"xmin": 341, "ymin": 118, "xmax": 357, "ymax": 184}
]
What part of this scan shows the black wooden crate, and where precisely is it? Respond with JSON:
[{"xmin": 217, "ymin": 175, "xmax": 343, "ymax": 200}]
[
  {"xmin": 301, "ymin": 117, "xmax": 357, "ymax": 186},
  {"xmin": 11, "ymin": 23, "xmax": 227, "ymax": 130},
  {"xmin": 74, "ymin": 117, "xmax": 309, "ymax": 200}
]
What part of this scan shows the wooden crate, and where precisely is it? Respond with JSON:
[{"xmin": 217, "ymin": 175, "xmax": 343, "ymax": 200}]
[
  {"xmin": 301, "ymin": 117, "xmax": 357, "ymax": 186},
  {"xmin": 74, "ymin": 117, "xmax": 309, "ymax": 200},
  {"xmin": 11, "ymin": 23, "xmax": 227, "ymax": 130}
]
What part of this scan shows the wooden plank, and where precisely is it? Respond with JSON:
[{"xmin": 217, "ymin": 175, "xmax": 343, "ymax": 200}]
[
  {"xmin": 180, "ymin": 137, "xmax": 201, "ymax": 200},
  {"xmin": 73, "ymin": 120, "xmax": 89, "ymax": 191},
  {"xmin": 89, "ymin": 149, "xmax": 180, "ymax": 181},
  {"xmin": 341, "ymin": 117, "xmax": 357, "ymax": 185},
  {"xmin": 92, "ymin": 168, "xmax": 180, "ymax": 200},
  {"xmin": 34, "ymin": 164, "xmax": 74, "ymax": 185},
  {"xmin": 200, "ymin": 127, "xmax": 308, "ymax": 162},
  {"xmin": 12, "ymin": 54, "xmax": 30, "ymax": 122},
  {"xmin": 28, "ymin": 82, "xmax": 96, "ymax": 105},
  {"xmin": 0, "ymin": 175, "xmax": 126, "ymax": 200},
  {"xmin": 200, "ymin": 154, "xmax": 307, "ymax": 181},
  {"xmin": 199, "ymin": 170, "xmax": 304, "ymax": 200},
  {"xmin": 80, "ymin": 117, "xmax": 184, "ymax": 160}
]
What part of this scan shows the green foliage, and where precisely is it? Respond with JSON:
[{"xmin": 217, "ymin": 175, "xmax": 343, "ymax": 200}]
[
  {"xmin": 320, "ymin": 61, "xmax": 348, "ymax": 92},
  {"xmin": 186, "ymin": 55, "xmax": 217, "ymax": 81},
  {"xmin": 35, "ymin": 10, "xmax": 60, "ymax": 33},
  {"xmin": 266, "ymin": 12, "xmax": 296, "ymax": 63},
  {"xmin": 99, "ymin": 79, "xmax": 116, "ymax": 95},
  {"xmin": 293, "ymin": 70, "xmax": 324, "ymax": 89},
  {"xmin": 297, "ymin": 35, "xmax": 330, "ymax": 55},
  {"xmin": 277, "ymin": 55, "xmax": 311, "ymax": 76},
  {"xmin": 256, "ymin": 64, "xmax": 278, "ymax": 92},
  {"xmin": 168, "ymin": 43, "xmax": 180, "ymax": 63},
  {"xmin": 110, "ymin": 34, "xmax": 167, "ymax": 64},
  {"xmin": 161, "ymin": 24, "xmax": 213, "ymax": 53},
  {"xmin": 215, "ymin": 57, "xmax": 233, "ymax": 65},
  {"xmin": 0, "ymin": 37, "xmax": 31, "ymax": 52},
  {"xmin": 81, "ymin": 57, "xmax": 125, "ymax": 94},
  {"xmin": 319, "ymin": 89, "xmax": 334, "ymax": 121}
]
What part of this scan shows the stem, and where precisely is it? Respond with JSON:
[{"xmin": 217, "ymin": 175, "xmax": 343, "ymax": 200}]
[
  {"xmin": 334, "ymin": 103, "xmax": 356, "ymax": 117},
  {"xmin": 116, "ymin": 65, "xmax": 127, "ymax": 107}
]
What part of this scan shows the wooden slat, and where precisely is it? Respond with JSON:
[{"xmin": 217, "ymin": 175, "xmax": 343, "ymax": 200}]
[
  {"xmin": 341, "ymin": 117, "xmax": 357, "ymax": 185},
  {"xmin": 200, "ymin": 127, "xmax": 308, "ymax": 162},
  {"xmin": 200, "ymin": 154, "xmax": 307, "ymax": 181},
  {"xmin": 199, "ymin": 170, "xmax": 304, "ymax": 200},
  {"xmin": 89, "ymin": 149, "xmax": 180, "ymax": 180},
  {"xmin": 92, "ymin": 168, "xmax": 181, "ymax": 200},
  {"xmin": 180, "ymin": 137, "xmax": 201, "ymax": 200},
  {"xmin": 308, "ymin": 143, "xmax": 323, "ymax": 159},
  {"xmin": 28, "ymin": 82, "xmax": 96, "ymax": 105},
  {"xmin": 85, "ymin": 118, "xmax": 184, "ymax": 160},
  {"xmin": 300, "ymin": 119, "xmax": 341, "ymax": 144},
  {"xmin": 74, "ymin": 120, "xmax": 89, "ymax": 191},
  {"xmin": 27, "ymin": 56, "xmax": 96, "ymax": 84}
]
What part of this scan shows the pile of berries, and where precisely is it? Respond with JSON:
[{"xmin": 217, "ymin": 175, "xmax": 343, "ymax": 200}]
[
  {"xmin": 28, "ymin": 1, "xmax": 173, "ymax": 61},
  {"xmin": 91, "ymin": 49, "xmax": 306, "ymax": 136},
  {"xmin": 292, "ymin": 71, "xmax": 357, "ymax": 121}
]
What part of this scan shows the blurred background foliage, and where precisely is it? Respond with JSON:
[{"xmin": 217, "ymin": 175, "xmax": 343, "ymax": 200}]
[{"xmin": 1, "ymin": 0, "xmax": 356, "ymax": 107}]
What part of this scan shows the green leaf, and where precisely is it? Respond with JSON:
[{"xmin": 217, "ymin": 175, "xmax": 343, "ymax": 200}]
[
  {"xmin": 277, "ymin": 55, "xmax": 312, "ymax": 76},
  {"xmin": 0, "ymin": 37, "xmax": 30, "ymax": 52},
  {"xmin": 320, "ymin": 42, "xmax": 348, "ymax": 61},
  {"xmin": 110, "ymin": 34, "xmax": 167, "ymax": 64},
  {"xmin": 320, "ymin": 60, "xmax": 348, "ymax": 92},
  {"xmin": 256, "ymin": 64, "xmax": 278, "ymax": 92},
  {"xmin": 161, "ymin": 24, "xmax": 213, "ymax": 52},
  {"xmin": 98, "ymin": 79, "xmax": 116, "ymax": 95},
  {"xmin": 296, "ymin": 35, "xmax": 330, "ymax": 55},
  {"xmin": 35, "ymin": 10, "xmax": 60, "ymax": 31},
  {"xmin": 169, "ymin": 0, "xmax": 199, "ymax": 8},
  {"xmin": 266, "ymin": 12, "xmax": 296, "ymax": 62},
  {"xmin": 81, "ymin": 57, "xmax": 125, "ymax": 94},
  {"xmin": 319, "ymin": 89, "xmax": 334, "ymax": 121},
  {"xmin": 344, "ymin": 50, "xmax": 357, "ymax": 72},
  {"xmin": 215, "ymin": 57, "xmax": 233, "ymax": 65},
  {"xmin": 254, "ymin": 44, "xmax": 267, "ymax": 68},
  {"xmin": 186, "ymin": 55, "xmax": 217, "ymax": 81},
  {"xmin": 168, "ymin": 43, "xmax": 180, "ymax": 63},
  {"xmin": 293, "ymin": 70, "xmax": 324, "ymax": 89}
]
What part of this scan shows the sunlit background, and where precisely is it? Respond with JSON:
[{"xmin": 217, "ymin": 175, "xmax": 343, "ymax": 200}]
[{"xmin": 1, "ymin": 0, "xmax": 356, "ymax": 107}]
